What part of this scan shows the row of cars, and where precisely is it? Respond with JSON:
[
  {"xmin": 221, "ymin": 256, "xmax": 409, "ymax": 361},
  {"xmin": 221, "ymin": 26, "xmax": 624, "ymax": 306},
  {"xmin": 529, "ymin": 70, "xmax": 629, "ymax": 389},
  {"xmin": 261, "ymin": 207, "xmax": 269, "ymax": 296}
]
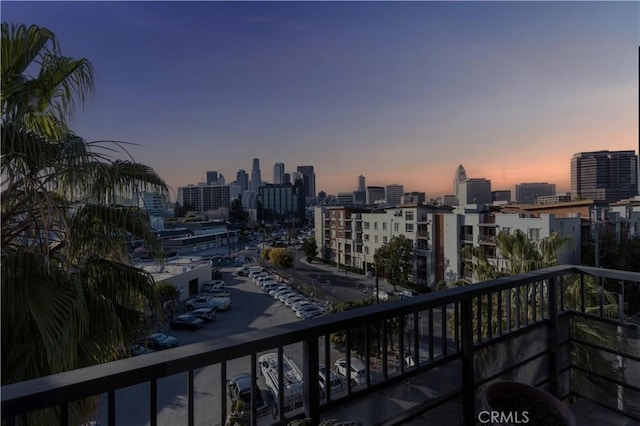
[
  {"xmin": 132, "ymin": 280, "xmax": 229, "ymax": 355},
  {"xmin": 245, "ymin": 268, "xmax": 327, "ymax": 320}
]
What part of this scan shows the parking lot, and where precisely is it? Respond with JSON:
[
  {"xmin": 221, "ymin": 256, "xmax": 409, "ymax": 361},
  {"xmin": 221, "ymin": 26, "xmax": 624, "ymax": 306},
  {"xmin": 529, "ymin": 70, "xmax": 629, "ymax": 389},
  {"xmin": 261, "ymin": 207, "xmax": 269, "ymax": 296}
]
[{"xmin": 95, "ymin": 265, "xmax": 356, "ymax": 426}]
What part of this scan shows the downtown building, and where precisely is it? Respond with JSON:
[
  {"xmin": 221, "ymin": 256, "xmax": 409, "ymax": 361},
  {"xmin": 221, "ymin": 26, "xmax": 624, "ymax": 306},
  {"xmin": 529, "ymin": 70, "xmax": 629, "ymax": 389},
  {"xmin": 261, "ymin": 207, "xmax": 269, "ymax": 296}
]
[
  {"xmin": 257, "ymin": 183, "xmax": 306, "ymax": 221},
  {"xmin": 571, "ymin": 150, "xmax": 638, "ymax": 203},
  {"xmin": 385, "ymin": 184, "xmax": 404, "ymax": 207},
  {"xmin": 177, "ymin": 184, "xmax": 230, "ymax": 212},
  {"xmin": 296, "ymin": 165, "xmax": 316, "ymax": 198},
  {"xmin": 515, "ymin": 182, "xmax": 556, "ymax": 204},
  {"xmin": 273, "ymin": 163, "xmax": 285, "ymax": 184}
]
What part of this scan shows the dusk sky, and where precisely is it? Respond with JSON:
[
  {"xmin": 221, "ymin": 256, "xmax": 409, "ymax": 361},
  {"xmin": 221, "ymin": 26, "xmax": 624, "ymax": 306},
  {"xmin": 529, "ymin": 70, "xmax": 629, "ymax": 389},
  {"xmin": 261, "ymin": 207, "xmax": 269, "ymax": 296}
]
[{"xmin": 2, "ymin": 1, "xmax": 638, "ymax": 199}]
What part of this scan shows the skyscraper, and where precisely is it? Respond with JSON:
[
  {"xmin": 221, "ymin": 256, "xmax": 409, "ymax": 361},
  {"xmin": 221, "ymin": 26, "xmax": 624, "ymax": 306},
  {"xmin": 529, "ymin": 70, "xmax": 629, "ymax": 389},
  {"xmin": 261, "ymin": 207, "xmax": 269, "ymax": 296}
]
[
  {"xmin": 571, "ymin": 150, "xmax": 638, "ymax": 202},
  {"xmin": 206, "ymin": 171, "xmax": 218, "ymax": 185},
  {"xmin": 357, "ymin": 175, "xmax": 366, "ymax": 192},
  {"xmin": 385, "ymin": 184, "xmax": 404, "ymax": 206},
  {"xmin": 366, "ymin": 186, "xmax": 385, "ymax": 205},
  {"xmin": 296, "ymin": 165, "xmax": 316, "ymax": 198},
  {"xmin": 250, "ymin": 158, "xmax": 262, "ymax": 191},
  {"xmin": 273, "ymin": 163, "xmax": 285, "ymax": 184},
  {"xmin": 236, "ymin": 169, "xmax": 249, "ymax": 192}
]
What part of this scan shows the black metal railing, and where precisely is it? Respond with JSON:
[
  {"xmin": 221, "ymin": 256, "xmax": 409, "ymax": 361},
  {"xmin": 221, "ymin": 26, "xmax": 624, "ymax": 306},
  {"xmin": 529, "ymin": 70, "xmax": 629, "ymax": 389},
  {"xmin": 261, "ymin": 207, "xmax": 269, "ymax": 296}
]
[{"xmin": 2, "ymin": 266, "xmax": 639, "ymax": 426}]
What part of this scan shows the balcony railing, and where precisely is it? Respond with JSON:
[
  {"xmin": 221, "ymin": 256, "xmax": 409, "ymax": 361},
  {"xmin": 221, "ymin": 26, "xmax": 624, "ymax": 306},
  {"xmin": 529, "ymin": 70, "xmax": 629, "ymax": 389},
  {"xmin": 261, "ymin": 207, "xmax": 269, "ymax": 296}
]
[{"xmin": 3, "ymin": 266, "xmax": 639, "ymax": 426}]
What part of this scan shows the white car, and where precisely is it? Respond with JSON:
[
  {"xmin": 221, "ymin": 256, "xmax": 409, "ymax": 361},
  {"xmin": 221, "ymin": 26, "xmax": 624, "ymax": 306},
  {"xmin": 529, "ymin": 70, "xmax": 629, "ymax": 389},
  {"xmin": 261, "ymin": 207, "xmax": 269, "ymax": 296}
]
[
  {"xmin": 252, "ymin": 273, "xmax": 269, "ymax": 284},
  {"xmin": 296, "ymin": 305, "xmax": 325, "ymax": 319},
  {"xmin": 256, "ymin": 276, "xmax": 275, "ymax": 286},
  {"xmin": 291, "ymin": 300, "xmax": 315, "ymax": 312},
  {"xmin": 318, "ymin": 365, "xmax": 343, "ymax": 396},
  {"xmin": 262, "ymin": 282, "xmax": 280, "ymax": 293},
  {"xmin": 334, "ymin": 357, "xmax": 366, "ymax": 386},
  {"xmin": 273, "ymin": 289, "xmax": 295, "ymax": 299},
  {"xmin": 276, "ymin": 291, "xmax": 297, "ymax": 302},
  {"xmin": 202, "ymin": 280, "xmax": 225, "ymax": 291},
  {"xmin": 283, "ymin": 295, "xmax": 307, "ymax": 308},
  {"xmin": 190, "ymin": 307, "xmax": 216, "ymax": 322},
  {"xmin": 268, "ymin": 286, "xmax": 290, "ymax": 296}
]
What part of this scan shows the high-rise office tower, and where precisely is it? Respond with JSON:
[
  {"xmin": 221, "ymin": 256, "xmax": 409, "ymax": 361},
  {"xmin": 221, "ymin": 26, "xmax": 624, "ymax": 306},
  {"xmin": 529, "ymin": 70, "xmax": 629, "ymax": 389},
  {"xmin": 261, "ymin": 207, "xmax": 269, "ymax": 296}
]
[
  {"xmin": 236, "ymin": 169, "xmax": 249, "ymax": 192},
  {"xmin": 458, "ymin": 179, "xmax": 492, "ymax": 205},
  {"xmin": 273, "ymin": 163, "xmax": 285, "ymax": 184},
  {"xmin": 206, "ymin": 171, "xmax": 219, "ymax": 185},
  {"xmin": 366, "ymin": 186, "xmax": 385, "ymax": 205},
  {"xmin": 296, "ymin": 166, "xmax": 316, "ymax": 198},
  {"xmin": 283, "ymin": 173, "xmax": 291, "ymax": 185},
  {"xmin": 515, "ymin": 183, "xmax": 556, "ymax": 204},
  {"xmin": 385, "ymin": 184, "xmax": 404, "ymax": 206},
  {"xmin": 357, "ymin": 175, "xmax": 366, "ymax": 192},
  {"xmin": 250, "ymin": 158, "xmax": 262, "ymax": 191},
  {"xmin": 571, "ymin": 150, "xmax": 638, "ymax": 202}
]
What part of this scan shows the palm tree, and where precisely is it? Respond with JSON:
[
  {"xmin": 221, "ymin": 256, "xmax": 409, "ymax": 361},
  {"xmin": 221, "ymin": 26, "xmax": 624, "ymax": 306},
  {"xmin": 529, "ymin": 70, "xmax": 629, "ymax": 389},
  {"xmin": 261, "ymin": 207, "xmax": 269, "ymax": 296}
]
[
  {"xmin": 2, "ymin": 23, "xmax": 168, "ymax": 424},
  {"xmin": 459, "ymin": 229, "xmax": 624, "ymax": 404}
]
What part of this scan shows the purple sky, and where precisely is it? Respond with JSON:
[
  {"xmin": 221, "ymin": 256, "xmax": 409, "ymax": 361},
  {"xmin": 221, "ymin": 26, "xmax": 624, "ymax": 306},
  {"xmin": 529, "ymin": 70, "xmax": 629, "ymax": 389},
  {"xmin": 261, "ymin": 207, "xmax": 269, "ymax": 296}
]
[{"xmin": 2, "ymin": 1, "xmax": 638, "ymax": 199}]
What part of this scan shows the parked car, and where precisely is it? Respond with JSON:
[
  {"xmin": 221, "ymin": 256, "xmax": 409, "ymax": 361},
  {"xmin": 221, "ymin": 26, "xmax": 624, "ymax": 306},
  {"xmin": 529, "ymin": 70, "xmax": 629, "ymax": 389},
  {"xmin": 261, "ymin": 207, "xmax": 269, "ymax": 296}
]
[
  {"xmin": 190, "ymin": 307, "xmax": 216, "ymax": 322},
  {"xmin": 301, "ymin": 309, "xmax": 326, "ymax": 320},
  {"xmin": 235, "ymin": 266, "xmax": 249, "ymax": 276},
  {"xmin": 185, "ymin": 296, "xmax": 230, "ymax": 311},
  {"xmin": 203, "ymin": 280, "xmax": 225, "ymax": 291},
  {"xmin": 252, "ymin": 273, "xmax": 269, "ymax": 284},
  {"xmin": 169, "ymin": 314, "xmax": 205, "ymax": 330},
  {"xmin": 202, "ymin": 288, "xmax": 231, "ymax": 297},
  {"xmin": 296, "ymin": 305, "xmax": 326, "ymax": 319},
  {"xmin": 226, "ymin": 373, "xmax": 268, "ymax": 418},
  {"xmin": 283, "ymin": 295, "xmax": 306, "ymax": 308},
  {"xmin": 273, "ymin": 289, "xmax": 296, "ymax": 300},
  {"xmin": 138, "ymin": 333, "xmax": 178, "ymax": 350},
  {"xmin": 291, "ymin": 300, "xmax": 316, "ymax": 313},
  {"xmin": 334, "ymin": 358, "xmax": 366, "ymax": 385},
  {"xmin": 268, "ymin": 285, "xmax": 290, "ymax": 296},
  {"xmin": 262, "ymin": 282, "xmax": 281, "ymax": 293},
  {"xmin": 118, "ymin": 343, "xmax": 154, "ymax": 358},
  {"xmin": 318, "ymin": 365, "xmax": 343, "ymax": 396}
]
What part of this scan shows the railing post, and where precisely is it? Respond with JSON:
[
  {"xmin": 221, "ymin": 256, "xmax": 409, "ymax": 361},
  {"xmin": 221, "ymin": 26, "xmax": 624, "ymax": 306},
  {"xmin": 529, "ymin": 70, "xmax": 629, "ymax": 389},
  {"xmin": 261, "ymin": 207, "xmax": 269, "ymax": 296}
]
[
  {"xmin": 461, "ymin": 298, "xmax": 475, "ymax": 425},
  {"xmin": 547, "ymin": 278, "xmax": 559, "ymax": 398},
  {"xmin": 303, "ymin": 337, "xmax": 320, "ymax": 422}
]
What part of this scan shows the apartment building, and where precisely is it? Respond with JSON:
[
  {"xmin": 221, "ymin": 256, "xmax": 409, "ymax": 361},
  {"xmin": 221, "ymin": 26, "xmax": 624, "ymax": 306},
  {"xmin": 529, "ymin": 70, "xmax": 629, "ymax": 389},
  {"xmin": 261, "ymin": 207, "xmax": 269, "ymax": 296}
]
[
  {"xmin": 177, "ymin": 184, "xmax": 230, "ymax": 212},
  {"xmin": 443, "ymin": 205, "xmax": 581, "ymax": 284},
  {"xmin": 315, "ymin": 204, "xmax": 452, "ymax": 290},
  {"xmin": 316, "ymin": 203, "xmax": 581, "ymax": 290}
]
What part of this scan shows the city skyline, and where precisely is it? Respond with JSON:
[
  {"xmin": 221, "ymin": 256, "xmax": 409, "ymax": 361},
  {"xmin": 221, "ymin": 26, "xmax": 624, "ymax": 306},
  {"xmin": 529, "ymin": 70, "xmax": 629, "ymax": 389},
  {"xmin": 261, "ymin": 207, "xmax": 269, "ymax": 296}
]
[{"xmin": 2, "ymin": 1, "xmax": 638, "ymax": 197}]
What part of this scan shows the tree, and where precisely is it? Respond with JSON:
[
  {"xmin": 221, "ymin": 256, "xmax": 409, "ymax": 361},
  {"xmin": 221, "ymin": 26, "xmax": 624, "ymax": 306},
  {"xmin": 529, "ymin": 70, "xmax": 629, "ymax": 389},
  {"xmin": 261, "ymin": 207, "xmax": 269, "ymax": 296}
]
[
  {"xmin": 458, "ymin": 229, "xmax": 623, "ymax": 403},
  {"xmin": 156, "ymin": 281, "xmax": 179, "ymax": 304},
  {"xmin": 302, "ymin": 237, "xmax": 318, "ymax": 263},
  {"xmin": 374, "ymin": 235, "xmax": 414, "ymax": 291},
  {"xmin": 229, "ymin": 198, "xmax": 249, "ymax": 223},
  {"xmin": 1, "ymin": 23, "xmax": 167, "ymax": 424},
  {"xmin": 260, "ymin": 247, "xmax": 272, "ymax": 261},
  {"xmin": 269, "ymin": 248, "xmax": 294, "ymax": 268}
]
